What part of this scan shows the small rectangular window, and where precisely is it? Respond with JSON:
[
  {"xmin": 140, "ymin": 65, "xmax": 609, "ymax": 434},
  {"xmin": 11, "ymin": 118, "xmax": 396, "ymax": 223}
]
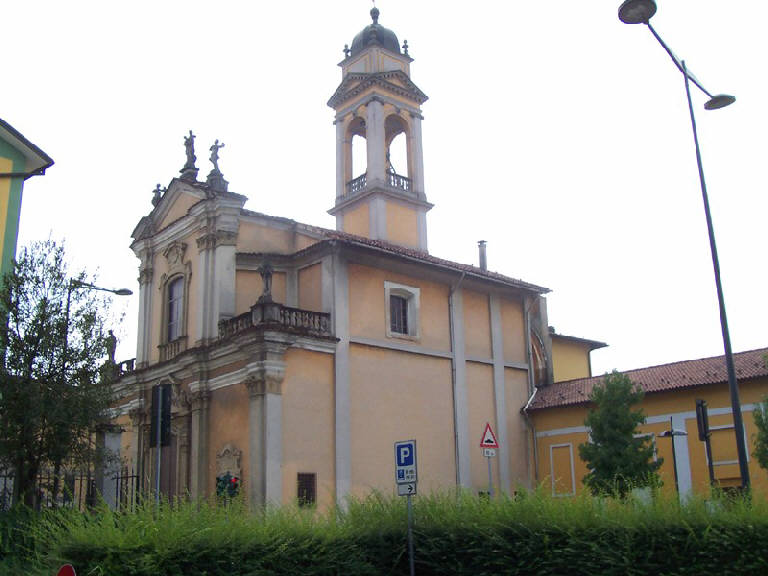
[
  {"xmin": 390, "ymin": 295, "xmax": 409, "ymax": 335},
  {"xmin": 297, "ymin": 473, "xmax": 316, "ymax": 507}
]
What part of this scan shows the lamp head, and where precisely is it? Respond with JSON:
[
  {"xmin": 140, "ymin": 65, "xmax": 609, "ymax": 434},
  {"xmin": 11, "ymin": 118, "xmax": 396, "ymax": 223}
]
[
  {"xmin": 618, "ymin": 0, "xmax": 657, "ymax": 24},
  {"xmin": 114, "ymin": 288, "xmax": 133, "ymax": 296},
  {"xmin": 705, "ymin": 94, "xmax": 736, "ymax": 110}
]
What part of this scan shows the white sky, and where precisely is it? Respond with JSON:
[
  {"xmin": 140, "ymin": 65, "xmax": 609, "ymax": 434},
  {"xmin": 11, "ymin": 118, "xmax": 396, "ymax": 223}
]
[{"xmin": 4, "ymin": 1, "xmax": 766, "ymax": 375}]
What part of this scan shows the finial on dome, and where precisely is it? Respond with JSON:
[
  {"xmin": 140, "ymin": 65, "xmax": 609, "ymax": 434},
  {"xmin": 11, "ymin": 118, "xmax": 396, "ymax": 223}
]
[{"xmin": 371, "ymin": 6, "xmax": 380, "ymax": 24}]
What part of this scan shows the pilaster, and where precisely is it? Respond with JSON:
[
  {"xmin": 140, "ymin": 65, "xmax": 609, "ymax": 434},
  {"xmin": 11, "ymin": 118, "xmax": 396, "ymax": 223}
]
[
  {"xmin": 136, "ymin": 262, "xmax": 153, "ymax": 367},
  {"xmin": 365, "ymin": 99, "xmax": 386, "ymax": 186},
  {"xmin": 489, "ymin": 295, "xmax": 510, "ymax": 494},
  {"xmin": 410, "ymin": 113, "xmax": 426, "ymax": 199},
  {"xmin": 450, "ymin": 287, "xmax": 471, "ymax": 487},
  {"xmin": 246, "ymin": 345, "xmax": 286, "ymax": 507},
  {"xmin": 333, "ymin": 253, "xmax": 351, "ymax": 504},
  {"xmin": 188, "ymin": 390, "xmax": 211, "ymax": 498}
]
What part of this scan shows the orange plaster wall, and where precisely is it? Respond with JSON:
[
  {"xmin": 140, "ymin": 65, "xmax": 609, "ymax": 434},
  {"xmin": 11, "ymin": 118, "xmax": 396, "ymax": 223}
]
[
  {"xmin": 348, "ymin": 344, "xmax": 455, "ymax": 495},
  {"xmin": 500, "ymin": 297, "xmax": 526, "ymax": 365},
  {"xmin": 385, "ymin": 202, "xmax": 419, "ymax": 248},
  {"xmin": 207, "ymin": 384, "xmax": 250, "ymax": 493},
  {"xmin": 235, "ymin": 270, "xmax": 286, "ymax": 315},
  {"xmin": 236, "ymin": 221, "xmax": 295, "ymax": 254},
  {"xmin": 158, "ymin": 191, "xmax": 200, "ymax": 231},
  {"xmin": 281, "ymin": 349, "xmax": 335, "ymax": 510},
  {"xmin": 505, "ymin": 368, "xmax": 533, "ymax": 488},
  {"xmin": 347, "ymin": 263, "xmax": 450, "ymax": 351},
  {"xmin": 343, "ymin": 202, "xmax": 369, "ymax": 238},
  {"xmin": 466, "ymin": 362, "xmax": 498, "ymax": 492},
  {"xmin": 552, "ymin": 339, "xmax": 592, "ymax": 382},
  {"xmin": 463, "ymin": 290, "xmax": 491, "ymax": 359},
  {"xmin": 298, "ymin": 263, "xmax": 322, "ymax": 312}
]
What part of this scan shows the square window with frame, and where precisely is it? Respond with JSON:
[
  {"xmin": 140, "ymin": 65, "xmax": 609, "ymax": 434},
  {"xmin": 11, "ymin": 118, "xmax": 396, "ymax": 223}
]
[{"xmin": 384, "ymin": 281, "xmax": 420, "ymax": 340}]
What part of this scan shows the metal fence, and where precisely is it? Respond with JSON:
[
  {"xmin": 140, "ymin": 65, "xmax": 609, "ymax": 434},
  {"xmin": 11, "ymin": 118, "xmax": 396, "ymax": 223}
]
[{"xmin": 0, "ymin": 466, "xmax": 139, "ymax": 512}]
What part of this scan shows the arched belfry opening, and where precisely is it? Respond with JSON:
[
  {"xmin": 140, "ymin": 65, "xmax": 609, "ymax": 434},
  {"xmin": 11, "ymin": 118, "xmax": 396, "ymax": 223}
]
[{"xmin": 328, "ymin": 8, "xmax": 432, "ymax": 251}]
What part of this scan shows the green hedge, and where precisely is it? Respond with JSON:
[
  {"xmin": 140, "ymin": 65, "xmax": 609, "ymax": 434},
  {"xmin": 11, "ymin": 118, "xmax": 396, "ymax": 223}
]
[{"xmin": 3, "ymin": 490, "xmax": 768, "ymax": 575}]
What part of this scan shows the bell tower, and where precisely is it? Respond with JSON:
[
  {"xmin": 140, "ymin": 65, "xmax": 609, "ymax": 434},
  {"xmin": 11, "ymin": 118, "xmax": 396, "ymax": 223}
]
[{"xmin": 328, "ymin": 7, "xmax": 432, "ymax": 251}]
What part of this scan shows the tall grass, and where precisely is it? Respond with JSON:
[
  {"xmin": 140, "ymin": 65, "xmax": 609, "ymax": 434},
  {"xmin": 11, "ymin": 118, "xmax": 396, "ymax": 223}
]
[{"xmin": 3, "ymin": 488, "xmax": 768, "ymax": 575}]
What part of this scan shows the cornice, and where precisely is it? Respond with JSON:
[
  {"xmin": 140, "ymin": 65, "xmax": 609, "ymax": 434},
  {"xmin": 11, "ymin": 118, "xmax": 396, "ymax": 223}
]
[{"xmin": 328, "ymin": 70, "xmax": 428, "ymax": 109}]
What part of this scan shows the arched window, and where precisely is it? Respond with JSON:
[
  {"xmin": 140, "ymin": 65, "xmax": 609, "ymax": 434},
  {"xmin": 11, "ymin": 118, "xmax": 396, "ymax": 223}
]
[{"xmin": 167, "ymin": 277, "xmax": 184, "ymax": 342}]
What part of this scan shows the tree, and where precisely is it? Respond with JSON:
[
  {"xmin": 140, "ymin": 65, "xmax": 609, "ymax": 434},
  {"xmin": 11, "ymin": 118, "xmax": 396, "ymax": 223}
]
[
  {"xmin": 578, "ymin": 371, "xmax": 662, "ymax": 497},
  {"xmin": 0, "ymin": 239, "xmax": 115, "ymax": 507},
  {"xmin": 752, "ymin": 398, "xmax": 768, "ymax": 472}
]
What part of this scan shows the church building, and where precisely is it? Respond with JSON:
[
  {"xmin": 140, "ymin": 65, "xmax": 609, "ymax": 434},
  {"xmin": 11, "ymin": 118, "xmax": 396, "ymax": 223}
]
[{"xmin": 112, "ymin": 8, "xmax": 598, "ymax": 509}]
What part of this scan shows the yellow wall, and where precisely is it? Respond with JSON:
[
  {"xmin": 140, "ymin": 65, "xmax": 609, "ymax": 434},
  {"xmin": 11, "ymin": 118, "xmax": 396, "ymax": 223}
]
[
  {"xmin": 348, "ymin": 345, "xmax": 455, "ymax": 495},
  {"xmin": 467, "ymin": 362, "xmax": 499, "ymax": 492},
  {"xmin": 505, "ymin": 368, "xmax": 533, "ymax": 488},
  {"xmin": 347, "ymin": 263, "xmax": 451, "ymax": 351},
  {"xmin": 208, "ymin": 383, "xmax": 251, "ymax": 493},
  {"xmin": 342, "ymin": 202, "xmax": 369, "ymax": 238},
  {"xmin": 236, "ymin": 221, "xmax": 296, "ymax": 254},
  {"xmin": 158, "ymin": 191, "xmax": 200, "ymax": 231},
  {"xmin": 463, "ymin": 290, "xmax": 491, "ymax": 359},
  {"xmin": 531, "ymin": 377, "xmax": 768, "ymax": 498},
  {"xmin": 385, "ymin": 202, "xmax": 419, "ymax": 248},
  {"xmin": 500, "ymin": 297, "xmax": 526, "ymax": 365},
  {"xmin": 298, "ymin": 263, "xmax": 322, "ymax": 312},
  {"xmin": 281, "ymin": 349, "xmax": 335, "ymax": 510},
  {"xmin": 235, "ymin": 270, "xmax": 287, "ymax": 315},
  {"xmin": 552, "ymin": 339, "xmax": 592, "ymax": 382}
]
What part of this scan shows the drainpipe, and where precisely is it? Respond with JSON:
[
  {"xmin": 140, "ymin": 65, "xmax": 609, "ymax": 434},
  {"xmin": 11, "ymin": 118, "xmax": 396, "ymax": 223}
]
[
  {"xmin": 448, "ymin": 271, "xmax": 466, "ymax": 488},
  {"xmin": 522, "ymin": 295, "xmax": 539, "ymax": 486}
]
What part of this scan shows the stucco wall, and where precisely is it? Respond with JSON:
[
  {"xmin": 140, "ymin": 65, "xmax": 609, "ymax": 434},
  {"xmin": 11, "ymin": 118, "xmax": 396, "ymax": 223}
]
[
  {"xmin": 552, "ymin": 339, "xmax": 592, "ymax": 382},
  {"xmin": 348, "ymin": 344, "xmax": 455, "ymax": 495},
  {"xmin": 281, "ymin": 349, "xmax": 335, "ymax": 509},
  {"xmin": 343, "ymin": 202, "xmax": 369, "ymax": 238},
  {"xmin": 298, "ymin": 263, "xmax": 322, "ymax": 312},
  {"xmin": 500, "ymin": 297, "xmax": 526, "ymax": 365},
  {"xmin": 463, "ymin": 290, "xmax": 491, "ymax": 360},
  {"xmin": 207, "ymin": 383, "xmax": 250, "ymax": 494},
  {"xmin": 385, "ymin": 202, "xmax": 419, "ymax": 248}
]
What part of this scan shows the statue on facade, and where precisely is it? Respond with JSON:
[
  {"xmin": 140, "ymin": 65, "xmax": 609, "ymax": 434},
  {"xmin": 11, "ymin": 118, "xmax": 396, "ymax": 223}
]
[
  {"xmin": 206, "ymin": 139, "xmax": 229, "ymax": 193},
  {"xmin": 257, "ymin": 262, "xmax": 273, "ymax": 303},
  {"xmin": 180, "ymin": 130, "xmax": 199, "ymax": 181},
  {"xmin": 106, "ymin": 330, "xmax": 117, "ymax": 364},
  {"xmin": 151, "ymin": 183, "xmax": 164, "ymax": 207},
  {"xmin": 209, "ymin": 140, "xmax": 225, "ymax": 172}
]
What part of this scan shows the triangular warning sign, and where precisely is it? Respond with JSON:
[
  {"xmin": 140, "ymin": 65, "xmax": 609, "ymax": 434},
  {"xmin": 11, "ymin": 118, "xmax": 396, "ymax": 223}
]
[{"xmin": 480, "ymin": 422, "xmax": 499, "ymax": 448}]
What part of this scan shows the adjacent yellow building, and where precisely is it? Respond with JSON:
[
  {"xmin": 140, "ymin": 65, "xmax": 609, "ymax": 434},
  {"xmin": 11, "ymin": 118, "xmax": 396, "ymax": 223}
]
[{"xmin": 527, "ymin": 347, "xmax": 768, "ymax": 498}]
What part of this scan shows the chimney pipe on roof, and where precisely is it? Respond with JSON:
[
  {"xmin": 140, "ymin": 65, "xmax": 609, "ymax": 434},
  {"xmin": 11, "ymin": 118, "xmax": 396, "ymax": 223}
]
[{"xmin": 478, "ymin": 240, "xmax": 487, "ymax": 271}]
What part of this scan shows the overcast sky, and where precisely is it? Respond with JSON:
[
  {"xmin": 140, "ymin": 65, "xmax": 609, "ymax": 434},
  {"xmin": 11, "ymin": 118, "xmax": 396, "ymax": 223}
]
[{"xmin": 4, "ymin": 1, "xmax": 766, "ymax": 375}]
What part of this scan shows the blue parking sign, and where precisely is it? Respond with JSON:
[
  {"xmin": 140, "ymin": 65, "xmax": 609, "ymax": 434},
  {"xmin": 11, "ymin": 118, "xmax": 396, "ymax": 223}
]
[{"xmin": 394, "ymin": 440, "xmax": 417, "ymax": 485}]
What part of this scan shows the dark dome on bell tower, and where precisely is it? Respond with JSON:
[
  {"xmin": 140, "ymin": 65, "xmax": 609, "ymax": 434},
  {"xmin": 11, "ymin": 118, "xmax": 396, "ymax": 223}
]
[{"xmin": 349, "ymin": 7, "xmax": 401, "ymax": 56}]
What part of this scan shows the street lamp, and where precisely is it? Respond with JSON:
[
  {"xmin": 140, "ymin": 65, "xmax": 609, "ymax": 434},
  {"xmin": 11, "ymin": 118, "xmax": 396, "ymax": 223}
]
[
  {"xmin": 618, "ymin": 0, "xmax": 750, "ymax": 490},
  {"xmin": 659, "ymin": 424, "xmax": 687, "ymax": 495}
]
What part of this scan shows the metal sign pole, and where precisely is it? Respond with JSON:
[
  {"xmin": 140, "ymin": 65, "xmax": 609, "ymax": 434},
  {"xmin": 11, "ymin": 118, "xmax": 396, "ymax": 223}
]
[
  {"xmin": 407, "ymin": 493, "xmax": 415, "ymax": 576},
  {"xmin": 487, "ymin": 455, "xmax": 494, "ymax": 498}
]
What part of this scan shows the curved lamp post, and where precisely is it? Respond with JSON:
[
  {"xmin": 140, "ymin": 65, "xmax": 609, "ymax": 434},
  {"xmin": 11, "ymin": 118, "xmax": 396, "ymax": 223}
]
[{"xmin": 618, "ymin": 0, "xmax": 749, "ymax": 490}]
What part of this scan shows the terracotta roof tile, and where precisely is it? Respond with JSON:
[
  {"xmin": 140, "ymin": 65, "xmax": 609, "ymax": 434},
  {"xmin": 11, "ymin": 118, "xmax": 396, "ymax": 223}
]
[{"xmin": 527, "ymin": 347, "xmax": 768, "ymax": 411}]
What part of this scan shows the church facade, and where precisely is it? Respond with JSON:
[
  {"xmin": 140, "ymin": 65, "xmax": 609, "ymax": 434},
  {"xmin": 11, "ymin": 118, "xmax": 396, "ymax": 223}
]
[{"xmin": 112, "ymin": 9, "xmax": 595, "ymax": 509}]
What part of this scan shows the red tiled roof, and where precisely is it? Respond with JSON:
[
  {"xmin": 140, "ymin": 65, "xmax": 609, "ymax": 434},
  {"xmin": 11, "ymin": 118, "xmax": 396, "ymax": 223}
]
[
  {"xmin": 527, "ymin": 347, "xmax": 768, "ymax": 411},
  {"xmin": 238, "ymin": 209, "xmax": 549, "ymax": 294}
]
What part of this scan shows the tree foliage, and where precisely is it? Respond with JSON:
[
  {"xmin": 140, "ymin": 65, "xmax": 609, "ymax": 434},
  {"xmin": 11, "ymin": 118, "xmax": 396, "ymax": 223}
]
[
  {"xmin": 0, "ymin": 240, "xmax": 116, "ymax": 507},
  {"xmin": 752, "ymin": 398, "xmax": 768, "ymax": 472},
  {"xmin": 578, "ymin": 371, "xmax": 662, "ymax": 496}
]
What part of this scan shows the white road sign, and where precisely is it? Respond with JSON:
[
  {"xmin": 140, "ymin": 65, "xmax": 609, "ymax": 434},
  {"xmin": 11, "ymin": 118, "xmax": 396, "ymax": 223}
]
[{"xmin": 397, "ymin": 482, "xmax": 417, "ymax": 496}]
